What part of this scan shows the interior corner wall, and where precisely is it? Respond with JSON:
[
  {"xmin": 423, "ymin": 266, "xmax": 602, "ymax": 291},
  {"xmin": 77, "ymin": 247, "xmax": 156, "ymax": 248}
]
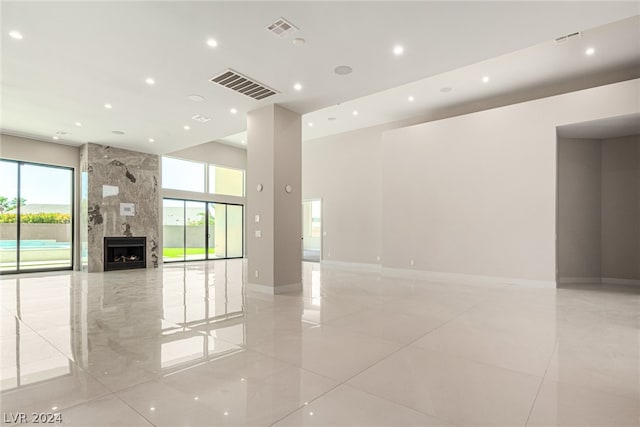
[
  {"xmin": 601, "ymin": 134, "xmax": 640, "ymax": 281},
  {"xmin": 380, "ymin": 79, "xmax": 639, "ymax": 284},
  {"xmin": 557, "ymin": 138, "xmax": 602, "ymax": 280}
]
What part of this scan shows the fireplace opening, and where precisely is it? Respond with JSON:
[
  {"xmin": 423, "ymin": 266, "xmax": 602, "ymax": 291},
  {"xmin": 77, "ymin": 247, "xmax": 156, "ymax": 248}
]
[{"xmin": 104, "ymin": 237, "xmax": 146, "ymax": 271}]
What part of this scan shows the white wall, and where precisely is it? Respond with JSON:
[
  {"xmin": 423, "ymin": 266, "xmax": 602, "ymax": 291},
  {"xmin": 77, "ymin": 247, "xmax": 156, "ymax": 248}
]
[
  {"xmin": 557, "ymin": 138, "xmax": 602, "ymax": 280},
  {"xmin": 380, "ymin": 80, "xmax": 638, "ymax": 284},
  {"xmin": 303, "ymin": 124, "xmax": 386, "ymax": 265},
  {"xmin": 601, "ymin": 135, "xmax": 640, "ymax": 281},
  {"xmin": 168, "ymin": 140, "xmax": 246, "ymax": 170},
  {"xmin": 0, "ymin": 134, "xmax": 80, "ymax": 169}
]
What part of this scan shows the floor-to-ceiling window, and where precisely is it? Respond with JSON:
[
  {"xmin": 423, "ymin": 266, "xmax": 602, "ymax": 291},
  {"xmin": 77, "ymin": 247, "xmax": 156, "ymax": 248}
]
[
  {"xmin": 161, "ymin": 156, "xmax": 244, "ymax": 263},
  {"xmin": 0, "ymin": 160, "xmax": 73, "ymax": 273}
]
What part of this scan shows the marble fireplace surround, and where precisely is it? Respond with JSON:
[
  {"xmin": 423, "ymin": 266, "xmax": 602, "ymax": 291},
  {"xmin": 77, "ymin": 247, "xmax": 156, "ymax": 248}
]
[{"xmin": 80, "ymin": 143, "xmax": 160, "ymax": 272}]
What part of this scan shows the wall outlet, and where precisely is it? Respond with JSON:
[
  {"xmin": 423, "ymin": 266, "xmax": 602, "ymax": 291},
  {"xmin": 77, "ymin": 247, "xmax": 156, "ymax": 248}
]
[
  {"xmin": 410, "ymin": 259, "xmax": 415, "ymax": 266},
  {"xmin": 255, "ymin": 230, "xmax": 261, "ymax": 238},
  {"xmin": 254, "ymin": 270, "xmax": 259, "ymax": 278}
]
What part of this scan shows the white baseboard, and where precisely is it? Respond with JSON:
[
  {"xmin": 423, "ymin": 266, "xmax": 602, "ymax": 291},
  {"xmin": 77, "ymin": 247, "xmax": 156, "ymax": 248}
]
[
  {"xmin": 246, "ymin": 282, "xmax": 302, "ymax": 295},
  {"xmin": 321, "ymin": 260, "xmax": 382, "ymax": 272},
  {"xmin": 601, "ymin": 277, "xmax": 640, "ymax": 287},
  {"xmin": 558, "ymin": 277, "xmax": 640, "ymax": 287},
  {"xmin": 557, "ymin": 277, "xmax": 602, "ymax": 285},
  {"xmin": 382, "ymin": 268, "xmax": 556, "ymax": 288}
]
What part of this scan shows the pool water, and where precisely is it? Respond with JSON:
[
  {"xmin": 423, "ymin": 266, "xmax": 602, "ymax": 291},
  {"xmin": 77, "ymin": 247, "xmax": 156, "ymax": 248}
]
[{"xmin": 0, "ymin": 240, "xmax": 71, "ymax": 249}]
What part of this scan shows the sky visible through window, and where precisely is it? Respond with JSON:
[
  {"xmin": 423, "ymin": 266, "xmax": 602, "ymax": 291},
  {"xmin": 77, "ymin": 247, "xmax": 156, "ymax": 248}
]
[{"xmin": 0, "ymin": 161, "xmax": 71, "ymax": 205}]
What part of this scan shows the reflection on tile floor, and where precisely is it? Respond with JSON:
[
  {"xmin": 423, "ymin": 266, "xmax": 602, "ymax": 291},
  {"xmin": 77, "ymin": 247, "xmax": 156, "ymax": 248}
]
[{"xmin": 1, "ymin": 260, "xmax": 638, "ymax": 426}]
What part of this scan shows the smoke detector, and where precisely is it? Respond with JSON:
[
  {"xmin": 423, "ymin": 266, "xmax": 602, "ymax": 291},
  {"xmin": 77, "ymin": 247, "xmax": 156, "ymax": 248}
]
[{"xmin": 266, "ymin": 17, "xmax": 298, "ymax": 38}]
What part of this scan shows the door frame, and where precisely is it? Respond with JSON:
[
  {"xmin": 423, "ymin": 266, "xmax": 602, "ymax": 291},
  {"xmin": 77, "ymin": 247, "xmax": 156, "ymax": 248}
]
[{"xmin": 302, "ymin": 198, "xmax": 323, "ymax": 262}]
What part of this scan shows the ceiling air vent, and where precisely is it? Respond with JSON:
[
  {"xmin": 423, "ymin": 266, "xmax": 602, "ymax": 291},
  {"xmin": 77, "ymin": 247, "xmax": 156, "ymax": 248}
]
[
  {"xmin": 266, "ymin": 17, "xmax": 298, "ymax": 38},
  {"xmin": 210, "ymin": 69, "xmax": 278, "ymax": 100},
  {"xmin": 555, "ymin": 31, "xmax": 582, "ymax": 43}
]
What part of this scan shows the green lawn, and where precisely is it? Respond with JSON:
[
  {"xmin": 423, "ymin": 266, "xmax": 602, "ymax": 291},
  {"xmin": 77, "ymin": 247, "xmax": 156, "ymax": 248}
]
[{"xmin": 163, "ymin": 247, "xmax": 215, "ymax": 257}]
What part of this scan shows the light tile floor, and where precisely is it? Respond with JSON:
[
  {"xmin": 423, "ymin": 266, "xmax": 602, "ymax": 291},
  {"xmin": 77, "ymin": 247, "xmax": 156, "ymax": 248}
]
[{"xmin": 0, "ymin": 260, "xmax": 638, "ymax": 426}]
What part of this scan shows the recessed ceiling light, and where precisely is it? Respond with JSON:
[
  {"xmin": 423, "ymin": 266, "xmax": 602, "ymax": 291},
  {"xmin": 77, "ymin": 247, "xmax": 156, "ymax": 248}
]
[
  {"xmin": 585, "ymin": 47, "xmax": 595, "ymax": 56},
  {"xmin": 184, "ymin": 125, "xmax": 191, "ymax": 130},
  {"xmin": 292, "ymin": 38, "xmax": 306, "ymax": 46},
  {"xmin": 393, "ymin": 45, "xmax": 404, "ymax": 56},
  {"xmin": 75, "ymin": 122, "xmax": 82, "ymax": 127},
  {"xmin": 52, "ymin": 136, "xmax": 60, "ymax": 140},
  {"xmin": 187, "ymin": 94, "xmax": 205, "ymax": 102},
  {"xmin": 9, "ymin": 31, "xmax": 23, "ymax": 40},
  {"xmin": 206, "ymin": 38, "xmax": 218, "ymax": 48},
  {"xmin": 408, "ymin": 96, "xmax": 414, "ymax": 102},
  {"xmin": 230, "ymin": 108, "xmax": 237, "ymax": 114},
  {"xmin": 145, "ymin": 77, "xmax": 155, "ymax": 85},
  {"xmin": 482, "ymin": 76, "xmax": 490, "ymax": 83},
  {"xmin": 148, "ymin": 138, "xmax": 155, "ymax": 143},
  {"xmin": 104, "ymin": 103, "xmax": 113, "ymax": 109},
  {"xmin": 334, "ymin": 65, "xmax": 353, "ymax": 75},
  {"xmin": 112, "ymin": 130, "xmax": 125, "ymax": 135},
  {"xmin": 352, "ymin": 110, "xmax": 359, "ymax": 116},
  {"xmin": 308, "ymin": 122, "xmax": 313, "ymax": 127},
  {"xmin": 293, "ymin": 83, "xmax": 302, "ymax": 91},
  {"xmin": 440, "ymin": 87, "xmax": 453, "ymax": 93}
]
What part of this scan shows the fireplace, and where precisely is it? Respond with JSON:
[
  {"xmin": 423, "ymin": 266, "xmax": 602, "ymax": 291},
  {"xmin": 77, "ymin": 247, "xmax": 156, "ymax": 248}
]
[{"xmin": 104, "ymin": 237, "xmax": 146, "ymax": 271}]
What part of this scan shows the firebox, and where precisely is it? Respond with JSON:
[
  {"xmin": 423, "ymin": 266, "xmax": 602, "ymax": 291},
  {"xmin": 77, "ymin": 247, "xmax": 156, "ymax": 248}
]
[{"xmin": 104, "ymin": 237, "xmax": 146, "ymax": 271}]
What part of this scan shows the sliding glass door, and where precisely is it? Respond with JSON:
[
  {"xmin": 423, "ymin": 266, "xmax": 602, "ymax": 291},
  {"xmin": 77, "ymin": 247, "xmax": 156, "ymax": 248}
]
[
  {"xmin": 0, "ymin": 160, "xmax": 73, "ymax": 273},
  {"xmin": 185, "ymin": 201, "xmax": 206, "ymax": 261},
  {"xmin": 163, "ymin": 198, "xmax": 243, "ymax": 263}
]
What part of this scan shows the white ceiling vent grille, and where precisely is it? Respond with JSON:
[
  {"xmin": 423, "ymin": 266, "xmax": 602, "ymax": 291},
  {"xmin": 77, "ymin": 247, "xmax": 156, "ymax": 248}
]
[
  {"xmin": 266, "ymin": 17, "xmax": 298, "ymax": 38},
  {"xmin": 210, "ymin": 69, "xmax": 278, "ymax": 100},
  {"xmin": 555, "ymin": 31, "xmax": 582, "ymax": 43}
]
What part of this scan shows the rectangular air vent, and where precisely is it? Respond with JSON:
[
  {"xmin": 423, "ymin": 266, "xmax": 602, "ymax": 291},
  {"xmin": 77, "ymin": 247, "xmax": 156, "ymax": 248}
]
[
  {"xmin": 210, "ymin": 69, "xmax": 278, "ymax": 100},
  {"xmin": 555, "ymin": 31, "xmax": 582, "ymax": 43},
  {"xmin": 266, "ymin": 17, "xmax": 298, "ymax": 38}
]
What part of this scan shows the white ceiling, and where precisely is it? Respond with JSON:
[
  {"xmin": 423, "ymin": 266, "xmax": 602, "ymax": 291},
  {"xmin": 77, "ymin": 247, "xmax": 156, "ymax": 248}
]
[{"xmin": 1, "ymin": 2, "xmax": 638, "ymax": 154}]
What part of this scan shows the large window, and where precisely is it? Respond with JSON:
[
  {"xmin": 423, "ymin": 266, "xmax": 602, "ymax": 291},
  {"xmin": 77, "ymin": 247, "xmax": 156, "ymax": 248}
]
[
  {"xmin": 163, "ymin": 198, "xmax": 243, "ymax": 262},
  {"xmin": 0, "ymin": 160, "xmax": 73, "ymax": 273},
  {"xmin": 162, "ymin": 156, "xmax": 244, "ymax": 197},
  {"xmin": 162, "ymin": 157, "xmax": 205, "ymax": 193},
  {"xmin": 208, "ymin": 165, "xmax": 244, "ymax": 197}
]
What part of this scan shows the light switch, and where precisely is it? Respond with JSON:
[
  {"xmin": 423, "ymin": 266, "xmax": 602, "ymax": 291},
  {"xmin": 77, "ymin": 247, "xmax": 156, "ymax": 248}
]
[
  {"xmin": 254, "ymin": 215, "xmax": 260, "ymax": 223},
  {"xmin": 255, "ymin": 230, "xmax": 262, "ymax": 238}
]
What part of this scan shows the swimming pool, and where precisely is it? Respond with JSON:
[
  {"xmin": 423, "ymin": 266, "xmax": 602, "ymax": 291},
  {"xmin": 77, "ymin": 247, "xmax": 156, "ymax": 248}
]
[{"xmin": 0, "ymin": 240, "xmax": 71, "ymax": 249}]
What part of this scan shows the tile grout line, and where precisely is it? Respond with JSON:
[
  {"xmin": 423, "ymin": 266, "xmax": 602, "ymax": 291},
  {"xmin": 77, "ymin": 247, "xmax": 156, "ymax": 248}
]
[
  {"xmin": 267, "ymin": 294, "xmax": 486, "ymax": 426},
  {"xmin": 525, "ymin": 339, "xmax": 558, "ymax": 426}
]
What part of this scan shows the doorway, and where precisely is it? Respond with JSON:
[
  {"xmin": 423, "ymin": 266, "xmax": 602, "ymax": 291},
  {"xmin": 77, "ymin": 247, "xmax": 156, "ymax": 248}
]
[
  {"xmin": 556, "ymin": 114, "xmax": 640, "ymax": 286},
  {"xmin": 302, "ymin": 199, "xmax": 322, "ymax": 262}
]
